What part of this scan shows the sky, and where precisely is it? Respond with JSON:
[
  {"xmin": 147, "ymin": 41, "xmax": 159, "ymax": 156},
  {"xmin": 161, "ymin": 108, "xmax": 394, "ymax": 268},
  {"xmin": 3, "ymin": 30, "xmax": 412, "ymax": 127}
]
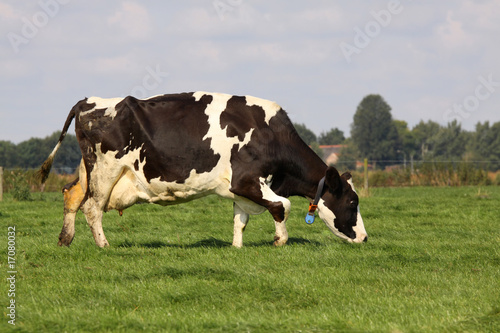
[{"xmin": 1, "ymin": 0, "xmax": 500, "ymax": 143}]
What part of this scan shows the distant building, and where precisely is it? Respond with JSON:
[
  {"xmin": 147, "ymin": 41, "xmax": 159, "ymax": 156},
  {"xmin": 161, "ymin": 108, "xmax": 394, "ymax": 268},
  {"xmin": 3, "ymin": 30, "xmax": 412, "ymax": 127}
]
[{"xmin": 318, "ymin": 145, "xmax": 346, "ymax": 166}]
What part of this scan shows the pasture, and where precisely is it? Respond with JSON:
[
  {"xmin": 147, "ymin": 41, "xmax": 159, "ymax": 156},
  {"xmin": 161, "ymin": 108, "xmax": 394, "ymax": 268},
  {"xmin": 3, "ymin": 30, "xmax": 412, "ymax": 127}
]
[{"xmin": 1, "ymin": 186, "xmax": 499, "ymax": 332}]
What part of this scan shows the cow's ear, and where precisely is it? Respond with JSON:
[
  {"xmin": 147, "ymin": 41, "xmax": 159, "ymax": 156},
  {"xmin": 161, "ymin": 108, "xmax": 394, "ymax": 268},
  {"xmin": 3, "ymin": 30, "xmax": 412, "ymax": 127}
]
[
  {"xmin": 325, "ymin": 166, "xmax": 342, "ymax": 192},
  {"xmin": 341, "ymin": 172, "xmax": 352, "ymax": 181}
]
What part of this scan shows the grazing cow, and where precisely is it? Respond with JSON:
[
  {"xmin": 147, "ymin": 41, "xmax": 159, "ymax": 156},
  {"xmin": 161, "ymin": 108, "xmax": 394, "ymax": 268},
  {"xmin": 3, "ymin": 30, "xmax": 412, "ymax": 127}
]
[{"xmin": 37, "ymin": 92, "xmax": 367, "ymax": 247}]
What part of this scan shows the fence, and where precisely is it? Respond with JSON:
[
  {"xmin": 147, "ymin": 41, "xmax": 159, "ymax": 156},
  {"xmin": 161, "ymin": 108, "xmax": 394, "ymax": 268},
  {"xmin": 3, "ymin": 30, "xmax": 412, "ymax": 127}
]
[
  {"xmin": 0, "ymin": 167, "xmax": 3, "ymax": 201},
  {"xmin": 343, "ymin": 160, "xmax": 500, "ymax": 189}
]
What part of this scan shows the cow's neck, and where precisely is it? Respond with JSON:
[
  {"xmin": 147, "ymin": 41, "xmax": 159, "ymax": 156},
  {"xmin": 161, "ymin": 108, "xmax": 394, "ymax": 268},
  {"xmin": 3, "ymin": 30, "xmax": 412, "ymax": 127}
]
[{"xmin": 273, "ymin": 144, "xmax": 327, "ymax": 200}]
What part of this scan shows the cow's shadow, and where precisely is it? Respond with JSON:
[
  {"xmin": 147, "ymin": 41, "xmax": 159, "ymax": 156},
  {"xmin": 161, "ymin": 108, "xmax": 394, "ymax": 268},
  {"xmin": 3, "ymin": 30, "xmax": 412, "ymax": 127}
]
[{"xmin": 118, "ymin": 237, "xmax": 320, "ymax": 249}]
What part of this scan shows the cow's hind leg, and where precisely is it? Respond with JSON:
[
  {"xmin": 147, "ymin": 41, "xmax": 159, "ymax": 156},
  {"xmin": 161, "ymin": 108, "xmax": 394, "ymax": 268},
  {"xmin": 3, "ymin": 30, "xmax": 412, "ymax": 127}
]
[
  {"xmin": 81, "ymin": 198, "xmax": 109, "ymax": 247},
  {"xmin": 59, "ymin": 178, "xmax": 84, "ymax": 246},
  {"xmin": 232, "ymin": 203, "xmax": 249, "ymax": 248}
]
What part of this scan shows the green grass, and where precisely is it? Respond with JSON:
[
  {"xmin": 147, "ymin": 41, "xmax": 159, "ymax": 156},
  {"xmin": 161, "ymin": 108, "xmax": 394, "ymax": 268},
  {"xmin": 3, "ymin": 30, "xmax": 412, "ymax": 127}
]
[{"xmin": 1, "ymin": 187, "xmax": 499, "ymax": 332}]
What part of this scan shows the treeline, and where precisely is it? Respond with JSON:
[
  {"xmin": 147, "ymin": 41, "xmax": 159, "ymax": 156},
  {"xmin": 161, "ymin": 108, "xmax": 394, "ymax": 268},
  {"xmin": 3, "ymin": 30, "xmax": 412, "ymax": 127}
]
[
  {"xmin": 295, "ymin": 94, "xmax": 500, "ymax": 171},
  {"xmin": 0, "ymin": 131, "xmax": 81, "ymax": 174}
]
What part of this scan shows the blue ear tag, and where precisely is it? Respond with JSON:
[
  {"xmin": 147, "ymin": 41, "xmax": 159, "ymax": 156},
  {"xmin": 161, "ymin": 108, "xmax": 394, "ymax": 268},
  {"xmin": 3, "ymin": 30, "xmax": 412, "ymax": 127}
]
[{"xmin": 305, "ymin": 213, "xmax": 315, "ymax": 224}]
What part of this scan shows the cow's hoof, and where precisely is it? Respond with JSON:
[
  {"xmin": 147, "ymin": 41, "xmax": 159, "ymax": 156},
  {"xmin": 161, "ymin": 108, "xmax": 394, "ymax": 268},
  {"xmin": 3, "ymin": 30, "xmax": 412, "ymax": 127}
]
[
  {"xmin": 58, "ymin": 233, "xmax": 74, "ymax": 247},
  {"xmin": 273, "ymin": 236, "xmax": 287, "ymax": 246}
]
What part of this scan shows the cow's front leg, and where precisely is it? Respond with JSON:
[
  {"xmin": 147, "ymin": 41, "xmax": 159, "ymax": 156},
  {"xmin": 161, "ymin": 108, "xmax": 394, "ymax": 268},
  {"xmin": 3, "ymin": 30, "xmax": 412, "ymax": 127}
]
[
  {"xmin": 232, "ymin": 203, "xmax": 249, "ymax": 248},
  {"xmin": 81, "ymin": 198, "xmax": 109, "ymax": 247},
  {"xmin": 270, "ymin": 200, "xmax": 290, "ymax": 246},
  {"xmin": 231, "ymin": 176, "xmax": 291, "ymax": 246},
  {"xmin": 59, "ymin": 178, "xmax": 84, "ymax": 246}
]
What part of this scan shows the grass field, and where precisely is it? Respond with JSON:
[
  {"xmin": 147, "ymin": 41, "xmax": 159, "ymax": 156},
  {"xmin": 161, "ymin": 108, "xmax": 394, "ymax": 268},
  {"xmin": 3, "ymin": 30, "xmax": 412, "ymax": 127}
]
[{"xmin": 1, "ymin": 186, "xmax": 499, "ymax": 332}]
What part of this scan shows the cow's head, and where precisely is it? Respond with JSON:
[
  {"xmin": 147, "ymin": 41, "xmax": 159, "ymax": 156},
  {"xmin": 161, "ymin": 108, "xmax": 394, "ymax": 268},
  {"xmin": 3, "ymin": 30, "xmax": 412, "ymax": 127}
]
[{"xmin": 317, "ymin": 167, "xmax": 368, "ymax": 243}]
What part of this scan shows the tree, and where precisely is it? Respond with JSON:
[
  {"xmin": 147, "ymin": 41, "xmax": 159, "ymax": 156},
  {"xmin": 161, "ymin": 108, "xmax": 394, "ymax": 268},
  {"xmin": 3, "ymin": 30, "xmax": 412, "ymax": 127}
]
[
  {"xmin": 0, "ymin": 132, "xmax": 81, "ymax": 173},
  {"xmin": 350, "ymin": 94, "xmax": 400, "ymax": 167},
  {"xmin": 427, "ymin": 120, "xmax": 469, "ymax": 161},
  {"xmin": 467, "ymin": 121, "xmax": 500, "ymax": 170},
  {"xmin": 49, "ymin": 131, "xmax": 81, "ymax": 174},
  {"xmin": 318, "ymin": 128, "xmax": 345, "ymax": 145},
  {"xmin": 394, "ymin": 120, "xmax": 418, "ymax": 161},
  {"xmin": 336, "ymin": 138, "xmax": 358, "ymax": 170},
  {"xmin": 411, "ymin": 120, "xmax": 441, "ymax": 159},
  {"xmin": 17, "ymin": 137, "xmax": 47, "ymax": 169},
  {"xmin": 0, "ymin": 141, "xmax": 17, "ymax": 167},
  {"xmin": 293, "ymin": 123, "xmax": 317, "ymax": 145}
]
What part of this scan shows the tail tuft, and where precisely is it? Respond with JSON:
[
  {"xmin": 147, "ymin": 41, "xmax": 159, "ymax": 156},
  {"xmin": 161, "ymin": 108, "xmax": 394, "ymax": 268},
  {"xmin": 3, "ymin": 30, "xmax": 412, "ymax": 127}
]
[{"xmin": 35, "ymin": 156, "xmax": 55, "ymax": 184}]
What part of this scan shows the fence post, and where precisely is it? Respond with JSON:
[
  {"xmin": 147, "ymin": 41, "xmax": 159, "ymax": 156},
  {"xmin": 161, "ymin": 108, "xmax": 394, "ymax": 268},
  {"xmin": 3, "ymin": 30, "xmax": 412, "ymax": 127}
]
[
  {"xmin": 364, "ymin": 158, "xmax": 368, "ymax": 191},
  {"xmin": 0, "ymin": 166, "xmax": 3, "ymax": 201}
]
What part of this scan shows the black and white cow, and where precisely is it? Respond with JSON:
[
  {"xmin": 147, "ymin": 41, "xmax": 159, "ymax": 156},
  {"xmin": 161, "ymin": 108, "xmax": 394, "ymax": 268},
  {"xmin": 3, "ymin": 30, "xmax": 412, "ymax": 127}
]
[{"xmin": 38, "ymin": 92, "xmax": 367, "ymax": 247}]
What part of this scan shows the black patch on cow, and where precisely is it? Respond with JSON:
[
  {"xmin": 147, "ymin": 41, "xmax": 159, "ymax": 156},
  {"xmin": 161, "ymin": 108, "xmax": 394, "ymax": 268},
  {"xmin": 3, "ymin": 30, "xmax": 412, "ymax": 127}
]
[
  {"xmin": 220, "ymin": 96, "xmax": 267, "ymax": 140},
  {"xmin": 134, "ymin": 160, "xmax": 139, "ymax": 171},
  {"xmin": 76, "ymin": 93, "xmax": 221, "ymax": 184}
]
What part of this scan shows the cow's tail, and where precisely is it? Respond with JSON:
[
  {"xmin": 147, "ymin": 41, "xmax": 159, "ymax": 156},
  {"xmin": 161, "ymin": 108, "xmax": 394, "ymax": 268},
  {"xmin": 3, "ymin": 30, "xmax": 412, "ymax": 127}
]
[{"xmin": 36, "ymin": 106, "xmax": 77, "ymax": 184}]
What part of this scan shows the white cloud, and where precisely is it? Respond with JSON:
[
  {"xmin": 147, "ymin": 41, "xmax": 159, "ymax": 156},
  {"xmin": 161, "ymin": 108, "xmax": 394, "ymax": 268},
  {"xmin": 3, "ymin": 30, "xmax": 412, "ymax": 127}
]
[
  {"xmin": 436, "ymin": 11, "xmax": 471, "ymax": 49},
  {"xmin": 459, "ymin": 0, "xmax": 500, "ymax": 31},
  {"xmin": 0, "ymin": 2, "xmax": 19, "ymax": 20},
  {"xmin": 107, "ymin": 1, "xmax": 152, "ymax": 39}
]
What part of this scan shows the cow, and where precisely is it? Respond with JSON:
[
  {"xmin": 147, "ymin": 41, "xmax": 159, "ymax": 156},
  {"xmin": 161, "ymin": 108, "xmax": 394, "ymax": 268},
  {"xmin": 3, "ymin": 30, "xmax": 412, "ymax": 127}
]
[{"xmin": 37, "ymin": 92, "xmax": 367, "ymax": 247}]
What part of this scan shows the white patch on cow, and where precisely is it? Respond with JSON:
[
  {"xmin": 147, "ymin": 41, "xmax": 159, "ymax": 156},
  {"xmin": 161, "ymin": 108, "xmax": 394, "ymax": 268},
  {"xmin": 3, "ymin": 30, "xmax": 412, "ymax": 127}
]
[
  {"xmin": 258, "ymin": 176, "xmax": 290, "ymax": 214},
  {"xmin": 259, "ymin": 176, "xmax": 290, "ymax": 245},
  {"xmin": 80, "ymin": 97, "xmax": 125, "ymax": 120},
  {"xmin": 89, "ymin": 143, "xmax": 150, "ymax": 211},
  {"xmin": 346, "ymin": 178, "xmax": 368, "ymax": 243},
  {"xmin": 194, "ymin": 91, "xmax": 282, "ymax": 125},
  {"xmin": 317, "ymin": 199, "xmax": 352, "ymax": 242},
  {"xmin": 200, "ymin": 92, "xmax": 234, "ymax": 154},
  {"xmin": 238, "ymin": 128, "xmax": 254, "ymax": 151},
  {"xmin": 195, "ymin": 91, "xmax": 281, "ymax": 156},
  {"xmin": 245, "ymin": 95, "xmax": 282, "ymax": 124},
  {"xmin": 346, "ymin": 178, "xmax": 357, "ymax": 194},
  {"xmin": 193, "ymin": 91, "xmax": 209, "ymax": 102},
  {"xmin": 232, "ymin": 203, "xmax": 249, "ymax": 248}
]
